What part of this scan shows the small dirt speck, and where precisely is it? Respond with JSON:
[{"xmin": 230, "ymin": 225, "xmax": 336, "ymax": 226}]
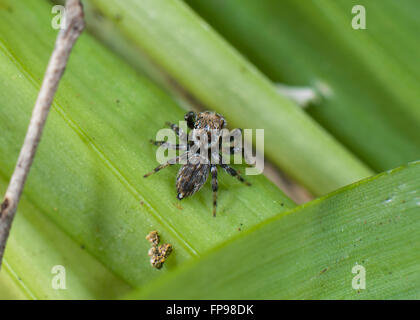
[
  {"xmin": 319, "ymin": 267, "xmax": 329, "ymax": 275},
  {"xmin": 175, "ymin": 203, "xmax": 183, "ymax": 210}
]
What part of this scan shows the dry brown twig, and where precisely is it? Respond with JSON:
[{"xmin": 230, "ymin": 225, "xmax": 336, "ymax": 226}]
[{"xmin": 0, "ymin": 0, "xmax": 85, "ymax": 268}]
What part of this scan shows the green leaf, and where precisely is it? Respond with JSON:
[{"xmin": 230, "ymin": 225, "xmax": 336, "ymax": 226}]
[
  {"xmin": 0, "ymin": 0, "xmax": 293, "ymax": 297},
  {"xmin": 0, "ymin": 265, "xmax": 28, "ymax": 300},
  {"xmin": 129, "ymin": 161, "xmax": 420, "ymax": 299},
  {"xmin": 185, "ymin": 0, "xmax": 420, "ymax": 172},
  {"xmin": 0, "ymin": 175, "xmax": 131, "ymax": 299},
  {"xmin": 1, "ymin": 0, "xmax": 417, "ymax": 300},
  {"xmin": 88, "ymin": 0, "xmax": 373, "ymax": 195}
]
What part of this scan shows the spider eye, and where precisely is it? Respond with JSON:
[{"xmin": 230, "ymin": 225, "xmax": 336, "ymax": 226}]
[{"xmin": 185, "ymin": 111, "xmax": 196, "ymax": 129}]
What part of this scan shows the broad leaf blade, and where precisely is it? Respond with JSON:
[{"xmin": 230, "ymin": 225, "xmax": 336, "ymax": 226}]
[
  {"xmin": 130, "ymin": 161, "xmax": 420, "ymax": 299},
  {"xmin": 185, "ymin": 0, "xmax": 420, "ymax": 172},
  {"xmin": 0, "ymin": 266, "xmax": 29, "ymax": 300},
  {"xmin": 0, "ymin": 176, "xmax": 131, "ymax": 299},
  {"xmin": 88, "ymin": 0, "xmax": 373, "ymax": 195},
  {"xmin": 0, "ymin": 0, "xmax": 293, "ymax": 296}
]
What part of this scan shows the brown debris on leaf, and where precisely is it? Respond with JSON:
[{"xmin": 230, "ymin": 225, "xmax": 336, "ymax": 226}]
[
  {"xmin": 146, "ymin": 230, "xmax": 173, "ymax": 269},
  {"xmin": 146, "ymin": 230, "xmax": 160, "ymax": 247}
]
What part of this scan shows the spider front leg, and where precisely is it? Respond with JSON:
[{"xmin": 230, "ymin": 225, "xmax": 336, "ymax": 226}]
[
  {"xmin": 144, "ymin": 153, "xmax": 188, "ymax": 178},
  {"xmin": 225, "ymin": 128, "xmax": 255, "ymax": 167},
  {"xmin": 229, "ymin": 128, "xmax": 242, "ymax": 143},
  {"xmin": 220, "ymin": 128, "xmax": 247, "ymax": 159},
  {"xmin": 227, "ymin": 145, "xmax": 245, "ymax": 156},
  {"xmin": 210, "ymin": 165, "xmax": 218, "ymax": 217},
  {"xmin": 224, "ymin": 147, "xmax": 253, "ymax": 168},
  {"xmin": 220, "ymin": 163, "xmax": 251, "ymax": 186},
  {"xmin": 166, "ymin": 122, "xmax": 188, "ymax": 141},
  {"xmin": 149, "ymin": 140, "xmax": 187, "ymax": 150}
]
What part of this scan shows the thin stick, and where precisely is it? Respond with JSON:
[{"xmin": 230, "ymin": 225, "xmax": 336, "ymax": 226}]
[{"xmin": 0, "ymin": 0, "xmax": 85, "ymax": 267}]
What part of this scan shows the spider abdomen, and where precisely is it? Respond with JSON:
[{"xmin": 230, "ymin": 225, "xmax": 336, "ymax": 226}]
[{"xmin": 176, "ymin": 162, "xmax": 209, "ymax": 200}]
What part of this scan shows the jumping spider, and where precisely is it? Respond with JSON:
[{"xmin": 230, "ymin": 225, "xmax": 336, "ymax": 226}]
[{"xmin": 144, "ymin": 111, "xmax": 250, "ymax": 216}]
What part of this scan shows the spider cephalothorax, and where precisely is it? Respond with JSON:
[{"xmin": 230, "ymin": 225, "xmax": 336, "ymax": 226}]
[{"xmin": 144, "ymin": 111, "xmax": 250, "ymax": 216}]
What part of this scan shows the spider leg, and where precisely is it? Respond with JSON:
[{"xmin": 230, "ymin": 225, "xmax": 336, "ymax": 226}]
[
  {"xmin": 225, "ymin": 129, "xmax": 256, "ymax": 166},
  {"xmin": 210, "ymin": 165, "xmax": 218, "ymax": 217},
  {"xmin": 219, "ymin": 150, "xmax": 253, "ymax": 170},
  {"xmin": 229, "ymin": 128, "xmax": 242, "ymax": 143},
  {"xmin": 149, "ymin": 140, "xmax": 187, "ymax": 150},
  {"xmin": 144, "ymin": 153, "xmax": 188, "ymax": 178},
  {"xmin": 221, "ymin": 128, "xmax": 246, "ymax": 158},
  {"xmin": 166, "ymin": 122, "xmax": 188, "ymax": 141},
  {"xmin": 220, "ymin": 164, "xmax": 251, "ymax": 186},
  {"xmin": 226, "ymin": 146, "xmax": 244, "ymax": 156}
]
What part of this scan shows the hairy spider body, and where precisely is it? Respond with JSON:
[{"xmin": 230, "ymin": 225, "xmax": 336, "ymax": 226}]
[
  {"xmin": 144, "ymin": 111, "xmax": 250, "ymax": 216},
  {"xmin": 176, "ymin": 159, "xmax": 209, "ymax": 200}
]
